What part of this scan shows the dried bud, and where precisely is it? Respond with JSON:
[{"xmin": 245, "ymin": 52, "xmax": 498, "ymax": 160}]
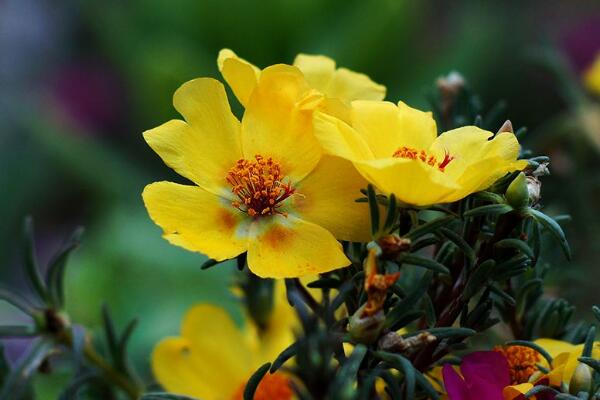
[
  {"xmin": 497, "ymin": 120, "xmax": 514, "ymax": 134},
  {"xmin": 377, "ymin": 235, "xmax": 411, "ymax": 260},
  {"xmin": 569, "ymin": 362, "xmax": 593, "ymax": 395},
  {"xmin": 348, "ymin": 304, "xmax": 385, "ymax": 344},
  {"xmin": 362, "ymin": 248, "xmax": 400, "ymax": 317},
  {"xmin": 378, "ymin": 331, "xmax": 437, "ymax": 354},
  {"xmin": 506, "ymin": 172, "xmax": 529, "ymax": 209},
  {"xmin": 437, "ymin": 71, "xmax": 465, "ymax": 97},
  {"xmin": 526, "ymin": 175, "xmax": 541, "ymax": 206}
]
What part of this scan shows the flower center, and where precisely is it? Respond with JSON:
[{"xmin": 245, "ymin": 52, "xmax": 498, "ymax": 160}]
[
  {"xmin": 226, "ymin": 155, "xmax": 295, "ymax": 218},
  {"xmin": 392, "ymin": 146, "xmax": 454, "ymax": 172},
  {"xmin": 231, "ymin": 372, "xmax": 293, "ymax": 400},
  {"xmin": 494, "ymin": 345, "xmax": 540, "ymax": 385}
]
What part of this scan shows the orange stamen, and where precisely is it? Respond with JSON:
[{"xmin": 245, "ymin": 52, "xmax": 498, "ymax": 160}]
[
  {"xmin": 226, "ymin": 155, "xmax": 295, "ymax": 218},
  {"xmin": 494, "ymin": 345, "xmax": 540, "ymax": 385},
  {"xmin": 392, "ymin": 146, "xmax": 454, "ymax": 172}
]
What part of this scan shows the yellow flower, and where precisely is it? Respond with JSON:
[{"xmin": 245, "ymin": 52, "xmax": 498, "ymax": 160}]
[
  {"xmin": 217, "ymin": 49, "xmax": 386, "ymax": 111},
  {"xmin": 584, "ymin": 52, "xmax": 600, "ymax": 95},
  {"xmin": 535, "ymin": 338, "xmax": 600, "ymax": 387},
  {"xmin": 152, "ymin": 289, "xmax": 297, "ymax": 399},
  {"xmin": 142, "ymin": 64, "xmax": 371, "ymax": 278},
  {"xmin": 313, "ymin": 101, "xmax": 528, "ymax": 206}
]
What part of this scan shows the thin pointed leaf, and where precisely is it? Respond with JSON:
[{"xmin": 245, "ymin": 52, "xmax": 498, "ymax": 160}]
[
  {"xmin": 23, "ymin": 217, "xmax": 48, "ymax": 302},
  {"xmin": 244, "ymin": 362, "xmax": 271, "ymax": 400},
  {"xmin": 367, "ymin": 185, "xmax": 380, "ymax": 236},
  {"xmin": 592, "ymin": 306, "xmax": 600, "ymax": 324},
  {"xmin": 372, "ymin": 352, "xmax": 415, "ymax": 400},
  {"xmin": 0, "ymin": 338, "xmax": 56, "ymax": 400},
  {"xmin": 401, "ymin": 254, "xmax": 450, "ymax": 275},
  {"xmin": 101, "ymin": 304, "xmax": 118, "ymax": 361},
  {"xmin": 384, "ymin": 193, "xmax": 397, "ymax": 230},
  {"xmin": 495, "ymin": 238, "xmax": 534, "ymax": 259},
  {"xmin": 0, "ymin": 326, "xmax": 36, "ymax": 338},
  {"xmin": 582, "ymin": 326, "xmax": 596, "ymax": 357},
  {"xmin": 270, "ymin": 342, "xmax": 298, "ymax": 373},
  {"xmin": 58, "ymin": 371, "xmax": 96, "ymax": 400},
  {"xmin": 0, "ymin": 288, "xmax": 36, "ymax": 316},
  {"xmin": 463, "ymin": 204, "xmax": 512, "ymax": 218},
  {"xmin": 328, "ymin": 344, "xmax": 367, "ymax": 397},
  {"xmin": 529, "ymin": 209, "xmax": 571, "ymax": 260},
  {"xmin": 200, "ymin": 258, "xmax": 219, "ymax": 270},
  {"xmin": 439, "ymin": 227, "xmax": 475, "ymax": 265},
  {"xmin": 406, "ymin": 216, "xmax": 455, "ymax": 240},
  {"xmin": 47, "ymin": 226, "xmax": 84, "ymax": 307},
  {"xmin": 472, "ymin": 191, "xmax": 505, "ymax": 204}
]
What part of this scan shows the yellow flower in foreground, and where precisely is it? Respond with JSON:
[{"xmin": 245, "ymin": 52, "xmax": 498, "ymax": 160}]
[
  {"xmin": 584, "ymin": 52, "xmax": 600, "ymax": 95},
  {"xmin": 152, "ymin": 294, "xmax": 296, "ymax": 399},
  {"xmin": 313, "ymin": 101, "xmax": 528, "ymax": 206},
  {"xmin": 217, "ymin": 49, "xmax": 386, "ymax": 115},
  {"xmin": 535, "ymin": 338, "xmax": 600, "ymax": 387},
  {"xmin": 143, "ymin": 66, "xmax": 370, "ymax": 278}
]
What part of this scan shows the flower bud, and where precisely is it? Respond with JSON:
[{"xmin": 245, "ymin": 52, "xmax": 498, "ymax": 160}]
[
  {"xmin": 377, "ymin": 234, "xmax": 411, "ymax": 260},
  {"xmin": 506, "ymin": 172, "xmax": 529, "ymax": 209},
  {"xmin": 348, "ymin": 304, "xmax": 385, "ymax": 344},
  {"xmin": 569, "ymin": 362, "xmax": 593, "ymax": 395}
]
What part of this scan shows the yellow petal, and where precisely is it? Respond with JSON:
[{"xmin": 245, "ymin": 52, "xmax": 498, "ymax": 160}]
[
  {"xmin": 217, "ymin": 48, "xmax": 261, "ymax": 107},
  {"xmin": 535, "ymin": 339, "xmax": 600, "ymax": 385},
  {"xmin": 350, "ymin": 100, "xmax": 438, "ymax": 158},
  {"xmin": 313, "ymin": 111, "xmax": 374, "ymax": 161},
  {"xmin": 327, "ymin": 68, "xmax": 386, "ymax": 102},
  {"xmin": 293, "ymin": 53, "xmax": 336, "ymax": 93},
  {"xmin": 247, "ymin": 215, "xmax": 350, "ymax": 278},
  {"xmin": 293, "ymin": 155, "xmax": 371, "ymax": 242},
  {"xmin": 535, "ymin": 338, "xmax": 577, "ymax": 360},
  {"xmin": 241, "ymin": 64, "xmax": 324, "ymax": 182},
  {"xmin": 152, "ymin": 304, "xmax": 252, "ymax": 399},
  {"xmin": 142, "ymin": 182, "xmax": 249, "ymax": 261},
  {"xmin": 502, "ymin": 383, "xmax": 533, "ymax": 399},
  {"xmin": 144, "ymin": 78, "xmax": 242, "ymax": 197},
  {"xmin": 430, "ymin": 126, "xmax": 526, "ymax": 202},
  {"xmin": 355, "ymin": 158, "xmax": 460, "ymax": 206}
]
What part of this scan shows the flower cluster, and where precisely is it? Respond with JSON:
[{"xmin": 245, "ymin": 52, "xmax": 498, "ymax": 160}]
[{"xmin": 1, "ymin": 49, "xmax": 598, "ymax": 400}]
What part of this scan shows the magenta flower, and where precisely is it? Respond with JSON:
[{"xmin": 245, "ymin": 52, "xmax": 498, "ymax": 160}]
[{"xmin": 443, "ymin": 351, "xmax": 510, "ymax": 400}]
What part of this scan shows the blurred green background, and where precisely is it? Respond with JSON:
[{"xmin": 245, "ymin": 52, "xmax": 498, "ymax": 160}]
[{"xmin": 1, "ymin": 0, "xmax": 600, "ymax": 396}]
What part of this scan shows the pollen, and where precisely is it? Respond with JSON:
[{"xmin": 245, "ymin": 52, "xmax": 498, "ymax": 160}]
[
  {"xmin": 232, "ymin": 372, "xmax": 293, "ymax": 400},
  {"xmin": 226, "ymin": 155, "xmax": 295, "ymax": 218},
  {"xmin": 392, "ymin": 146, "xmax": 455, "ymax": 172},
  {"xmin": 494, "ymin": 345, "xmax": 540, "ymax": 385}
]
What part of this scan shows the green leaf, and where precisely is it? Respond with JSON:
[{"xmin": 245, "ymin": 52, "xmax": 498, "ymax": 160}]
[
  {"xmin": 463, "ymin": 260, "xmax": 496, "ymax": 299},
  {"xmin": 523, "ymin": 385, "xmax": 559, "ymax": 398},
  {"xmin": 592, "ymin": 306, "xmax": 600, "ymax": 324},
  {"xmin": 439, "ymin": 227, "xmax": 475, "ymax": 265},
  {"xmin": 401, "ymin": 254, "xmax": 450, "ymax": 275},
  {"xmin": 0, "ymin": 325, "xmax": 36, "ymax": 338},
  {"xmin": 384, "ymin": 193, "xmax": 397, "ymax": 230},
  {"xmin": 372, "ymin": 352, "xmax": 415, "ymax": 400},
  {"xmin": 505, "ymin": 340, "xmax": 553, "ymax": 366},
  {"xmin": 582, "ymin": 326, "xmax": 596, "ymax": 357},
  {"xmin": 23, "ymin": 217, "xmax": 49, "ymax": 302},
  {"xmin": 367, "ymin": 184, "xmax": 380, "ymax": 236},
  {"xmin": 406, "ymin": 216, "xmax": 455, "ymax": 240},
  {"xmin": 463, "ymin": 204, "xmax": 513, "ymax": 218},
  {"xmin": 47, "ymin": 226, "xmax": 84, "ymax": 307},
  {"xmin": 472, "ymin": 191, "xmax": 505, "ymax": 204},
  {"xmin": 494, "ymin": 238, "xmax": 534, "ymax": 259},
  {"xmin": 515, "ymin": 279, "xmax": 543, "ymax": 321},
  {"xmin": 270, "ymin": 342, "xmax": 297, "ymax": 373},
  {"xmin": 528, "ymin": 209, "xmax": 571, "ymax": 260},
  {"xmin": 141, "ymin": 394, "xmax": 199, "ymax": 400},
  {"xmin": 489, "ymin": 284, "xmax": 516, "ymax": 306},
  {"xmin": 328, "ymin": 344, "xmax": 367, "ymax": 398},
  {"xmin": 244, "ymin": 362, "xmax": 271, "ymax": 400},
  {"xmin": 200, "ymin": 258, "xmax": 220, "ymax": 270},
  {"xmin": 0, "ymin": 288, "xmax": 36, "ymax": 316},
  {"xmin": 58, "ymin": 371, "xmax": 96, "ymax": 400},
  {"xmin": 101, "ymin": 304, "xmax": 118, "ymax": 362},
  {"xmin": 0, "ymin": 338, "xmax": 56, "ymax": 400},
  {"xmin": 385, "ymin": 271, "xmax": 433, "ymax": 329}
]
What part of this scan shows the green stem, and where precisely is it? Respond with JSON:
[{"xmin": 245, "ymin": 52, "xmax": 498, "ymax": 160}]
[{"xmin": 59, "ymin": 329, "xmax": 142, "ymax": 399}]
